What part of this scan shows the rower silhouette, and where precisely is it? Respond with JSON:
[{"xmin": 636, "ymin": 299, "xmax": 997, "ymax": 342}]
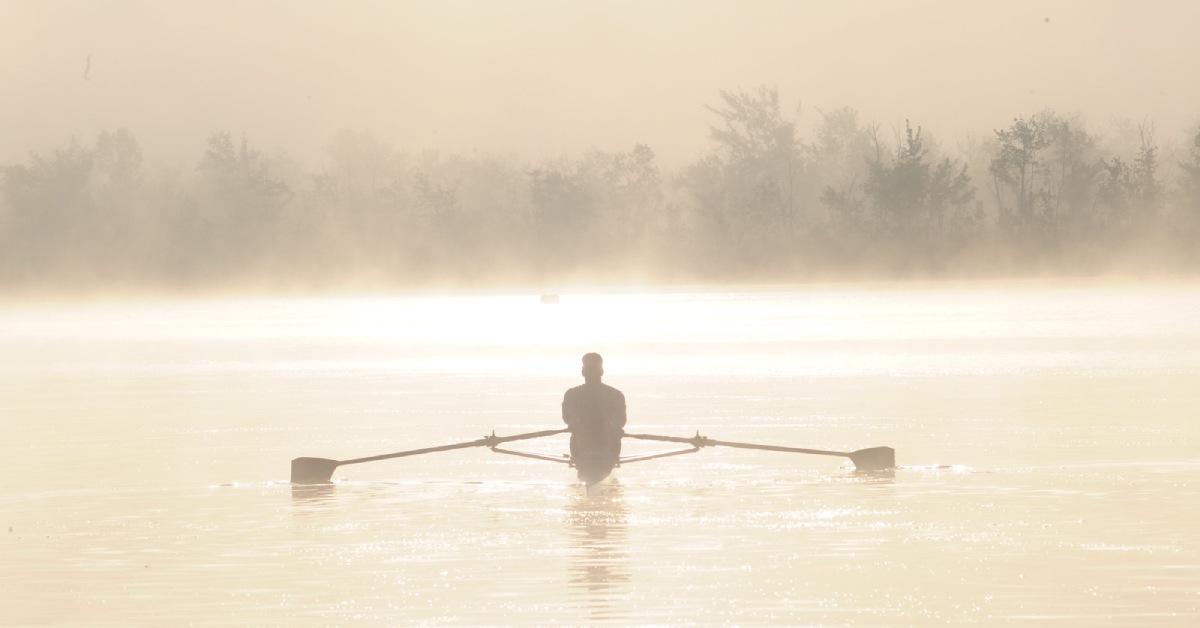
[{"xmin": 562, "ymin": 353, "xmax": 626, "ymax": 481}]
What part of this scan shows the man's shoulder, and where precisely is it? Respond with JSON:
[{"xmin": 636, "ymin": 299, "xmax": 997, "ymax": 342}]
[
  {"xmin": 599, "ymin": 383, "xmax": 625, "ymax": 399},
  {"xmin": 564, "ymin": 383, "xmax": 624, "ymax": 398}
]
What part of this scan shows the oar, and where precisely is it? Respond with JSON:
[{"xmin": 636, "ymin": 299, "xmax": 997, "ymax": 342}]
[
  {"xmin": 291, "ymin": 428, "xmax": 569, "ymax": 484},
  {"xmin": 623, "ymin": 431, "xmax": 895, "ymax": 471}
]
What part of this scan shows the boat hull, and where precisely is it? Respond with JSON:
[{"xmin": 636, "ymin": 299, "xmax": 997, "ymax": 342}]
[
  {"xmin": 569, "ymin": 427, "xmax": 621, "ymax": 484},
  {"xmin": 573, "ymin": 451, "xmax": 618, "ymax": 484}
]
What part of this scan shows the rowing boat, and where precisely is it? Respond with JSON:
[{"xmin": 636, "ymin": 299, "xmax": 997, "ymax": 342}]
[{"xmin": 290, "ymin": 429, "xmax": 895, "ymax": 484}]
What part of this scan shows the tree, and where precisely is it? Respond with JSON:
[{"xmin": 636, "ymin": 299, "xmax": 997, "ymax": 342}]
[
  {"xmin": 1171, "ymin": 128, "xmax": 1200, "ymax": 259},
  {"xmin": 523, "ymin": 145, "xmax": 664, "ymax": 279},
  {"xmin": 0, "ymin": 139, "xmax": 95, "ymax": 279},
  {"xmin": 864, "ymin": 121, "xmax": 930, "ymax": 237},
  {"xmin": 1, "ymin": 140, "xmax": 94, "ymax": 225},
  {"xmin": 1096, "ymin": 122, "xmax": 1161, "ymax": 231},
  {"xmin": 304, "ymin": 130, "xmax": 411, "ymax": 280},
  {"xmin": 192, "ymin": 132, "xmax": 293, "ymax": 273},
  {"xmin": 814, "ymin": 107, "xmax": 874, "ymax": 233},
  {"xmin": 439, "ymin": 153, "xmax": 535, "ymax": 282},
  {"xmin": 682, "ymin": 86, "xmax": 808, "ymax": 272},
  {"xmin": 859, "ymin": 121, "xmax": 977, "ymax": 269},
  {"xmin": 1177, "ymin": 129, "xmax": 1200, "ymax": 221},
  {"xmin": 91, "ymin": 129, "xmax": 147, "ymax": 258},
  {"xmin": 198, "ymin": 132, "xmax": 291, "ymax": 216},
  {"xmin": 928, "ymin": 152, "xmax": 981, "ymax": 240},
  {"xmin": 1042, "ymin": 116, "xmax": 1103, "ymax": 236},
  {"xmin": 0, "ymin": 130, "xmax": 154, "ymax": 286},
  {"xmin": 528, "ymin": 160, "xmax": 596, "ymax": 272},
  {"xmin": 579, "ymin": 144, "xmax": 662, "ymax": 249},
  {"xmin": 1131, "ymin": 126, "xmax": 1162, "ymax": 214},
  {"xmin": 93, "ymin": 128, "xmax": 144, "ymax": 203},
  {"xmin": 989, "ymin": 114, "xmax": 1052, "ymax": 239},
  {"xmin": 312, "ymin": 129, "xmax": 406, "ymax": 214}
]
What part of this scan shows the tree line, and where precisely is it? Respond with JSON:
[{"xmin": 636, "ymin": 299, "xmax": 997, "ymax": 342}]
[{"xmin": 3, "ymin": 86, "xmax": 1199, "ymax": 294}]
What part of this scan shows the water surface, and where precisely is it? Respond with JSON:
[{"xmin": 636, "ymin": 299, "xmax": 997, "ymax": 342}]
[{"xmin": 2, "ymin": 282, "xmax": 1198, "ymax": 624}]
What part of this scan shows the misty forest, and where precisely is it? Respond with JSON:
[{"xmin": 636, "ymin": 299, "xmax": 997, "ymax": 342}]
[{"xmin": 4, "ymin": 86, "xmax": 1200, "ymax": 294}]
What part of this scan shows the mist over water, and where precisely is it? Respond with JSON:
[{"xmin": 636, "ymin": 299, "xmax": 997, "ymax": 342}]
[{"xmin": 2, "ymin": 285, "xmax": 1198, "ymax": 624}]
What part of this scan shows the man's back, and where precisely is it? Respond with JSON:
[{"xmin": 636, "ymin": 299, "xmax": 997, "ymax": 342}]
[{"xmin": 562, "ymin": 382, "xmax": 627, "ymax": 435}]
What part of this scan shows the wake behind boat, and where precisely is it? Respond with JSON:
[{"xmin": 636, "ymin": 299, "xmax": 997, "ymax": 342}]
[{"xmin": 289, "ymin": 429, "xmax": 895, "ymax": 484}]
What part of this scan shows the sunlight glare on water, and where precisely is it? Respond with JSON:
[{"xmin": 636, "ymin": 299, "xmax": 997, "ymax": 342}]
[{"xmin": 1, "ymin": 282, "xmax": 1198, "ymax": 624}]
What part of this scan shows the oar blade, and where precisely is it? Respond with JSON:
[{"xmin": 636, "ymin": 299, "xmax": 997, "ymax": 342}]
[
  {"xmin": 847, "ymin": 446, "xmax": 895, "ymax": 471},
  {"xmin": 291, "ymin": 457, "xmax": 340, "ymax": 484}
]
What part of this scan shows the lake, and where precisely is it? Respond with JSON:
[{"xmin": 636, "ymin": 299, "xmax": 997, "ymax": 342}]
[{"xmin": 2, "ymin": 281, "xmax": 1198, "ymax": 625}]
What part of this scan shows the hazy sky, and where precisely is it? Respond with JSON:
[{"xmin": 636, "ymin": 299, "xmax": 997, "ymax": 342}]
[{"xmin": 4, "ymin": 0, "xmax": 1199, "ymax": 168}]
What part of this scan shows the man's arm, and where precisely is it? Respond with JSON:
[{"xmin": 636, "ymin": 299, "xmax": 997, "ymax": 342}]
[{"xmin": 562, "ymin": 389, "xmax": 576, "ymax": 428}]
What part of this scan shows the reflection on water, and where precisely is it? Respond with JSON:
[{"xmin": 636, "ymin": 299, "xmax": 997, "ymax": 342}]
[
  {"xmin": 290, "ymin": 482, "xmax": 339, "ymax": 505},
  {"xmin": 851, "ymin": 468, "xmax": 896, "ymax": 484},
  {"xmin": 565, "ymin": 480, "xmax": 629, "ymax": 621}
]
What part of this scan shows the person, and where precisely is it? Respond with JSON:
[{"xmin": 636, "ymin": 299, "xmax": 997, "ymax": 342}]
[{"xmin": 562, "ymin": 353, "xmax": 626, "ymax": 474}]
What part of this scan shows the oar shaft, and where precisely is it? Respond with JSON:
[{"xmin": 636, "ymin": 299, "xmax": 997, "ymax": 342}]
[
  {"xmin": 704, "ymin": 439, "xmax": 848, "ymax": 458},
  {"xmin": 622, "ymin": 432, "xmax": 850, "ymax": 458},
  {"xmin": 338, "ymin": 428, "xmax": 569, "ymax": 467},
  {"xmin": 338, "ymin": 440, "xmax": 484, "ymax": 466}
]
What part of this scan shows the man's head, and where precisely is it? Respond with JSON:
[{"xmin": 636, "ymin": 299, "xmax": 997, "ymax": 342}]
[{"xmin": 581, "ymin": 352, "xmax": 604, "ymax": 381}]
